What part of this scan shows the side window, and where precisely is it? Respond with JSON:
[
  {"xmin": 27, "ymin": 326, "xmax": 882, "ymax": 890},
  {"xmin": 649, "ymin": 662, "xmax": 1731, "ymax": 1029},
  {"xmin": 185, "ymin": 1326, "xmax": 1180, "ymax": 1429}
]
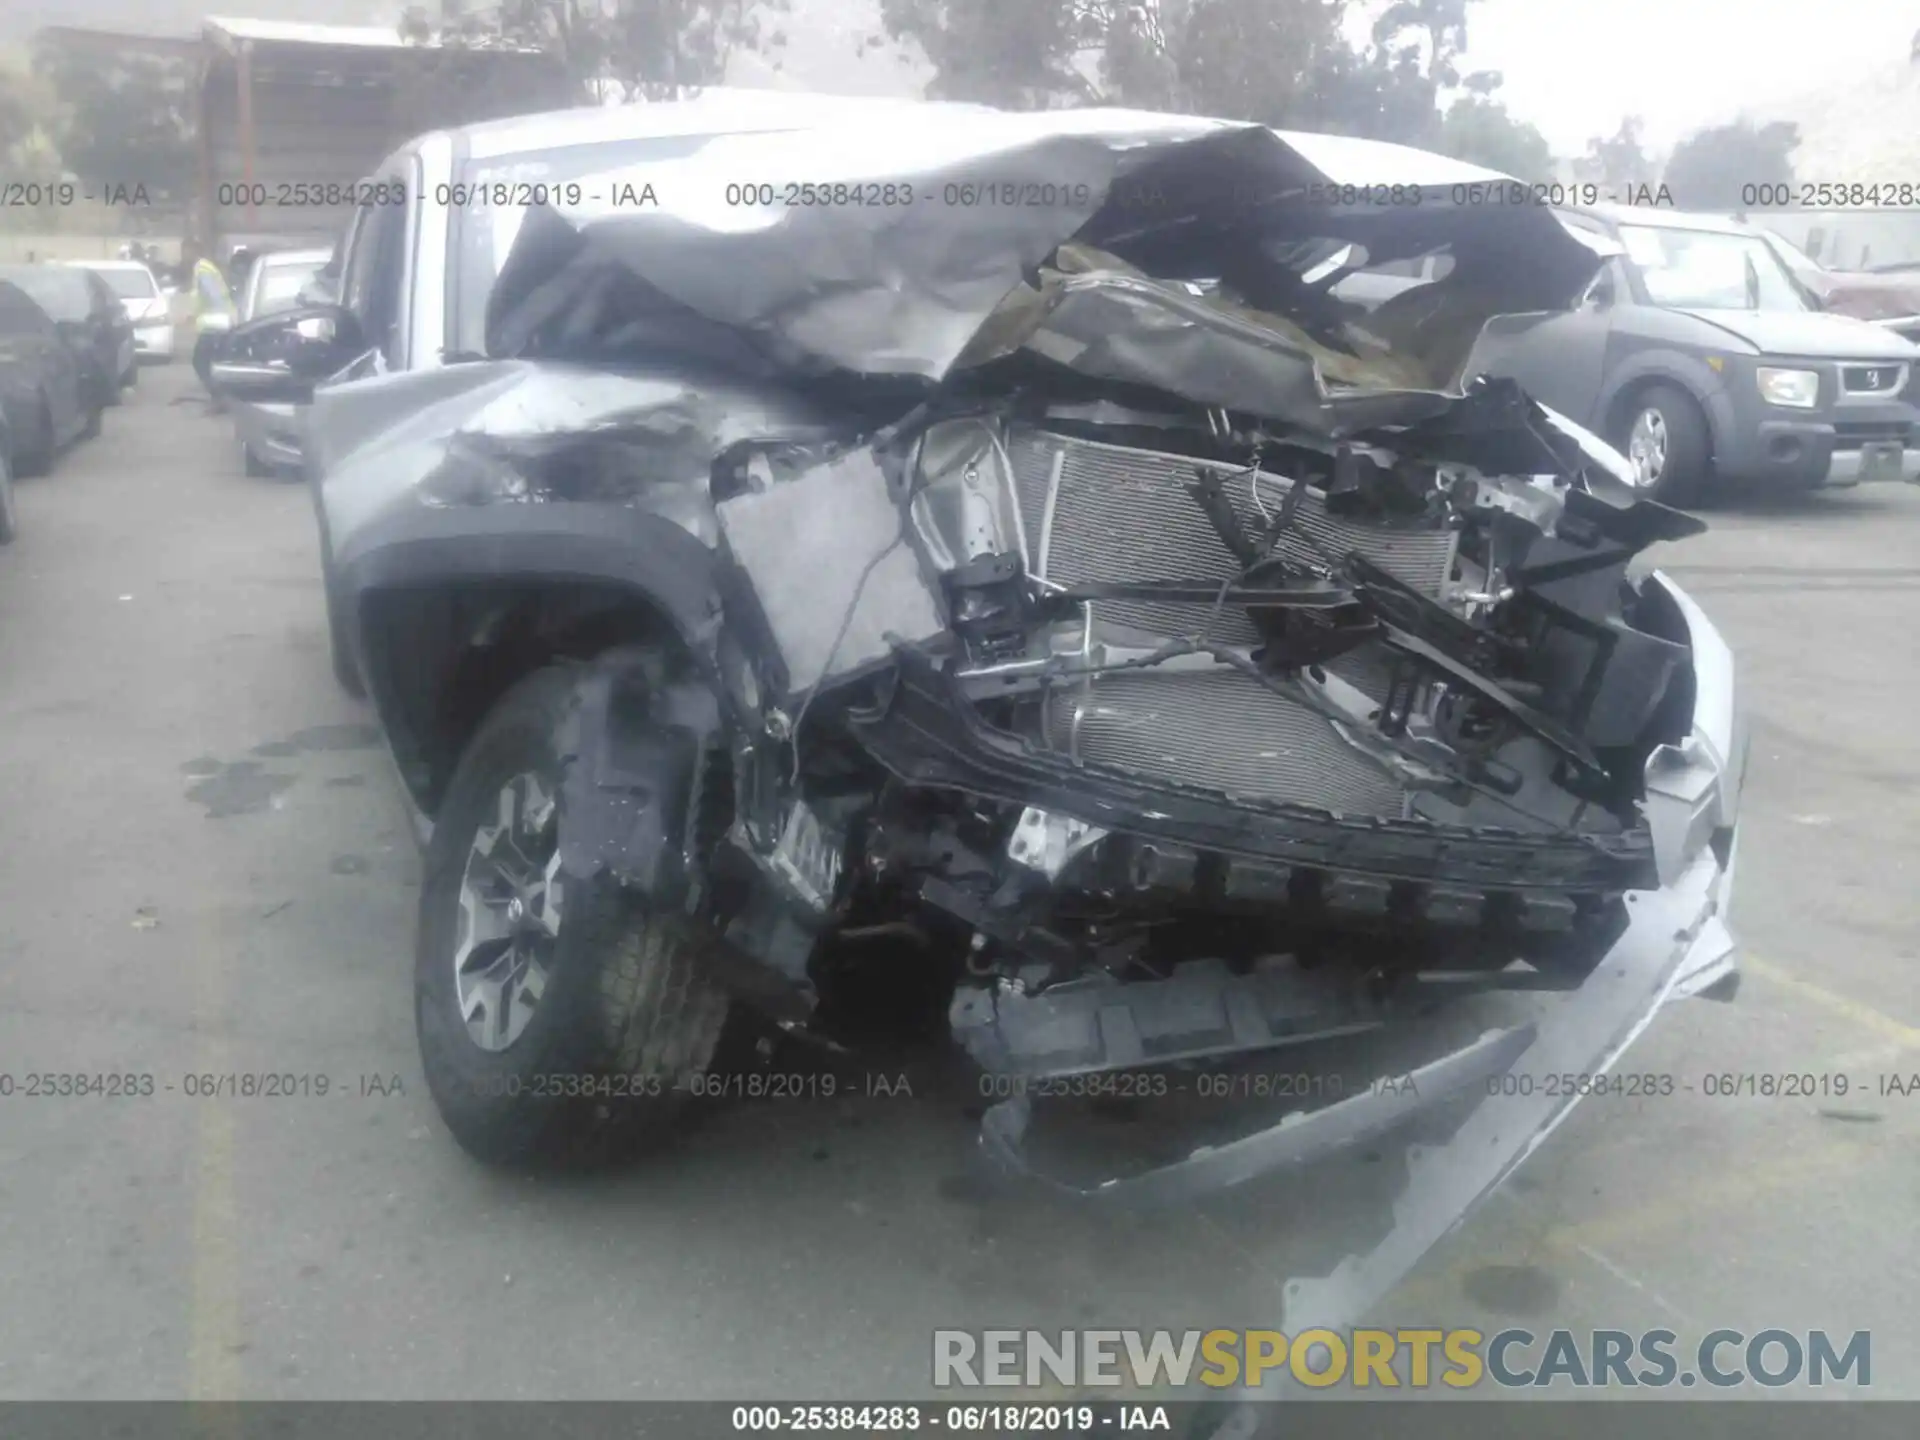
[
  {"xmin": 340, "ymin": 177, "xmax": 409, "ymax": 367},
  {"xmin": 1584, "ymin": 258, "xmax": 1630, "ymax": 305}
]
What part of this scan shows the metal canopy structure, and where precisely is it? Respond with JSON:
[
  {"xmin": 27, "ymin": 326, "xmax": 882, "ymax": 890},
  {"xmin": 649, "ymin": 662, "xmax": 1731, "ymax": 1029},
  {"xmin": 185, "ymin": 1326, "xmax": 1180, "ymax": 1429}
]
[{"xmin": 191, "ymin": 15, "xmax": 573, "ymax": 258}]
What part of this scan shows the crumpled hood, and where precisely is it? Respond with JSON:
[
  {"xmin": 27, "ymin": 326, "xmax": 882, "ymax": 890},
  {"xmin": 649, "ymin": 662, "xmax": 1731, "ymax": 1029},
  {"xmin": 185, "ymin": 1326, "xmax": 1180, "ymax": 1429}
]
[
  {"xmin": 484, "ymin": 108, "xmax": 1611, "ymax": 436},
  {"xmin": 1672, "ymin": 305, "xmax": 1920, "ymax": 359}
]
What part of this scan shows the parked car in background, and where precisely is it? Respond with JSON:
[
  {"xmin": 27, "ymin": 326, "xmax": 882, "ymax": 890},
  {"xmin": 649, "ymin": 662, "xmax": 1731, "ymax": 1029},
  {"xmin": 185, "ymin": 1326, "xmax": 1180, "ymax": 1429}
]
[
  {"xmin": 0, "ymin": 277, "xmax": 94, "ymax": 476},
  {"xmin": 233, "ymin": 247, "xmax": 332, "ymax": 477},
  {"xmin": 1751, "ymin": 207, "xmax": 1920, "ymax": 274},
  {"xmin": 68, "ymin": 258, "xmax": 176, "ymax": 364},
  {"xmin": 1749, "ymin": 226, "xmax": 1920, "ymax": 342},
  {"xmin": 0, "ymin": 265, "xmax": 132, "ymax": 415},
  {"xmin": 1459, "ymin": 206, "xmax": 1920, "ymax": 502}
]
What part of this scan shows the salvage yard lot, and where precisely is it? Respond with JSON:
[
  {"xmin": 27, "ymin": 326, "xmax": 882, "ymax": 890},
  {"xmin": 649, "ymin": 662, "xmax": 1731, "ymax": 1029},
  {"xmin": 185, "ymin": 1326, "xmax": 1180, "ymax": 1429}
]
[{"xmin": 1, "ymin": 362, "xmax": 1916, "ymax": 1400}]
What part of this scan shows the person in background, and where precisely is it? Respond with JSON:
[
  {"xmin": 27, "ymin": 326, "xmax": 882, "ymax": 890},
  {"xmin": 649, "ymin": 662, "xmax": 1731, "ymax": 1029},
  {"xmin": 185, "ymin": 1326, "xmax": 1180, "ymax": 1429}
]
[{"xmin": 190, "ymin": 250, "xmax": 239, "ymax": 407}]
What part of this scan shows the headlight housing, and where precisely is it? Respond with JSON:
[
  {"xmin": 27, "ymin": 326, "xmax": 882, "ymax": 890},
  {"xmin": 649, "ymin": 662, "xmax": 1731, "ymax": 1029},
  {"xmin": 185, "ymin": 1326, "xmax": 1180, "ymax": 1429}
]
[{"xmin": 1755, "ymin": 366, "xmax": 1819, "ymax": 408}]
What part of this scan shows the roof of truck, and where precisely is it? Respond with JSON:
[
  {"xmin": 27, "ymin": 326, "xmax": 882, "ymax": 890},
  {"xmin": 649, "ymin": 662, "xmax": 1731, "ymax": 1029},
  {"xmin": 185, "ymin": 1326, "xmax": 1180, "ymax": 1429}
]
[
  {"xmin": 456, "ymin": 90, "xmax": 995, "ymax": 163},
  {"xmin": 437, "ymin": 93, "xmax": 1513, "ymax": 194},
  {"xmin": 1562, "ymin": 204, "xmax": 1757, "ymax": 237}
]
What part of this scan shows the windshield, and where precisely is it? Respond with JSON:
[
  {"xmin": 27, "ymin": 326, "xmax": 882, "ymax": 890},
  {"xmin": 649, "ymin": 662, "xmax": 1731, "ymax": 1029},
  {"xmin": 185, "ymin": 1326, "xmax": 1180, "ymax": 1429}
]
[
  {"xmin": 252, "ymin": 262, "xmax": 323, "ymax": 319},
  {"xmin": 91, "ymin": 266, "xmax": 159, "ymax": 300},
  {"xmin": 1619, "ymin": 224, "xmax": 1810, "ymax": 311},
  {"xmin": 449, "ymin": 133, "xmax": 720, "ymax": 356},
  {"xmin": 0, "ymin": 266, "xmax": 89, "ymax": 321}
]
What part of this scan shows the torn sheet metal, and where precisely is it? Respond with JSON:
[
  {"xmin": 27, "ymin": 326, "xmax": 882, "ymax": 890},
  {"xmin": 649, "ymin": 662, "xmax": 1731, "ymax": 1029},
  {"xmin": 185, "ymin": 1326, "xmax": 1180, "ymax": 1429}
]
[
  {"xmin": 1270, "ymin": 843, "xmax": 1737, "ymax": 1349},
  {"xmin": 307, "ymin": 358, "xmax": 842, "ymax": 562},
  {"xmin": 483, "ymin": 110, "xmax": 1611, "ymax": 433},
  {"xmin": 980, "ymin": 1023, "xmax": 1537, "ymax": 1205},
  {"xmin": 714, "ymin": 446, "xmax": 946, "ymax": 694}
]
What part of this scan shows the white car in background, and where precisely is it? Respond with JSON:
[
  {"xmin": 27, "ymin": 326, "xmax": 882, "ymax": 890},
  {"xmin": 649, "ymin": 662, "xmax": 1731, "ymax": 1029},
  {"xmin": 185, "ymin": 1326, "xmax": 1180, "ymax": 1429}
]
[{"xmin": 68, "ymin": 259, "xmax": 175, "ymax": 362}]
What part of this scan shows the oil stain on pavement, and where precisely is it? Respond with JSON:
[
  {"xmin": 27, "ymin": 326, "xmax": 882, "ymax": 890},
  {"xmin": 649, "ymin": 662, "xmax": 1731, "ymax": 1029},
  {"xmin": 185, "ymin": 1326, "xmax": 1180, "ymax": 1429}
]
[
  {"xmin": 183, "ymin": 725, "xmax": 379, "ymax": 819},
  {"xmin": 1460, "ymin": 1262, "xmax": 1562, "ymax": 1317},
  {"xmin": 184, "ymin": 761, "xmax": 296, "ymax": 819}
]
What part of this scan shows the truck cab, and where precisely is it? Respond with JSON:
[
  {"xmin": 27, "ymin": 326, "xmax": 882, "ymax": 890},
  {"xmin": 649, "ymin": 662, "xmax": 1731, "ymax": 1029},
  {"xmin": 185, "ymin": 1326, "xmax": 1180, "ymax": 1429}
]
[{"xmin": 206, "ymin": 91, "xmax": 991, "ymax": 695}]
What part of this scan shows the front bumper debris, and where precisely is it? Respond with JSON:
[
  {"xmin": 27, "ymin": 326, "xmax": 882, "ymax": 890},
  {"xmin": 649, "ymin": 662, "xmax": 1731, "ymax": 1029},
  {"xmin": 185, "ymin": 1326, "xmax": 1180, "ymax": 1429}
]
[
  {"xmin": 976, "ymin": 845, "xmax": 1734, "ymax": 1222},
  {"xmin": 980, "ymin": 1023, "xmax": 1538, "ymax": 1206}
]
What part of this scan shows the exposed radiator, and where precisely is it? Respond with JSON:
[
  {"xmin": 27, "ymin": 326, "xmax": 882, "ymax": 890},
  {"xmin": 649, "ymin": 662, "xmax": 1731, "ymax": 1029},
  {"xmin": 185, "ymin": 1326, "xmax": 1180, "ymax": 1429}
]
[
  {"xmin": 1007, "ymin": 427, "xmax": 1457, "ymax": 646},
  {"xmin": 1008, "ymin": 427, "xmax": 1458, "ymax": 816},
  {"xmin": 1043, "ymin": 667, "xmax": 1410, "ymax": 816}
]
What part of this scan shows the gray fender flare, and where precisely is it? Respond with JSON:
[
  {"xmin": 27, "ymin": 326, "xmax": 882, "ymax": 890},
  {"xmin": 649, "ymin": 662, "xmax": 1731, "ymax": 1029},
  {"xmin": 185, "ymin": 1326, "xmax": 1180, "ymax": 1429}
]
[{"xmin": 1595, "ymin": 353, "xmax": 1731, "ymax": 458}]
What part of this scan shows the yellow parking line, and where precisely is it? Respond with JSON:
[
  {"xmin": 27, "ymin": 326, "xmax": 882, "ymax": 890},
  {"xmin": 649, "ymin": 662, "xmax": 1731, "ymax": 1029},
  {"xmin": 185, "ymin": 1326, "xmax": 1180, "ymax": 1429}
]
[
  {"xmin": 1741, "ymin": 954, "xmax": 1920, "ymax": 1051},
  {"xmin": 188, "ymin": 906, "xmax": 244, "ymax": 1404},
  {"xmin": 1381, "ymin": 950, "xmax": 1919, "ymax": 1319},
  {"xmin": 1385, "ymin": 1138, "xmax": 1881, "ymax": 1317}
]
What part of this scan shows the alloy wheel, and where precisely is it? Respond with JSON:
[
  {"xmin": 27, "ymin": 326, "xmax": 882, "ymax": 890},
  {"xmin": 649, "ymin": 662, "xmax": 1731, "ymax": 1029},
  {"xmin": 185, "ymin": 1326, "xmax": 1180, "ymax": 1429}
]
[
  {"xmin": 453, "ymin": 773, "xmax": 565, "ymax": 1052},
  {"xmin": 1626, "ymin": 408, "xmax": 1669, "ymax": 488}
]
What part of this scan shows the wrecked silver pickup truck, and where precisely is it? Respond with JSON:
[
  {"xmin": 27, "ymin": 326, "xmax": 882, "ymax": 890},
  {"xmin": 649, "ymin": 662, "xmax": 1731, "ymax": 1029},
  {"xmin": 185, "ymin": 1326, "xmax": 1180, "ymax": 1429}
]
[{"xmin": 211, "ymin": 107, "xmax": 1744, "ymax": 1319}]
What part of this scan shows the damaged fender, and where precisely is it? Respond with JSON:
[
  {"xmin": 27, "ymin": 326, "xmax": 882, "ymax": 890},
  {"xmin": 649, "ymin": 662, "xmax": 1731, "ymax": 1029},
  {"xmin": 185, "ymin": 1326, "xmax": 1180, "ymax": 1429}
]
[{"xmin": 552, "ymin": 645, "xmax": 723, "ymax": 901}]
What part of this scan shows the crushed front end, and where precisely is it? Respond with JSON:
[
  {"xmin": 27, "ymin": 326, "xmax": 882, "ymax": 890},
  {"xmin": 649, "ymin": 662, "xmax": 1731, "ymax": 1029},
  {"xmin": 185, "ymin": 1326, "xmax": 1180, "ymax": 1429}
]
[
  {"xmin": 343, "ymin": 111, "xmax": 1745, "ymax": 1328},
  {"xmin": 709, "ymin": 379, "xmax": 1742, "ymax": 1212}
]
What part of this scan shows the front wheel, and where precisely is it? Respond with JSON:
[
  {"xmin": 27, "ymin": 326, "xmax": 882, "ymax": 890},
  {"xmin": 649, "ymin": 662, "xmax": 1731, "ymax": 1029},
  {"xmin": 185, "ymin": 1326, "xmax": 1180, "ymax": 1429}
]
[
  {"xmin": 414, "ymin": 664, "xmax": 730, "ymax": 1168},
  {"xmin": 1616, "ymin": 385, "xmax": 1711, "ymax": 505}
]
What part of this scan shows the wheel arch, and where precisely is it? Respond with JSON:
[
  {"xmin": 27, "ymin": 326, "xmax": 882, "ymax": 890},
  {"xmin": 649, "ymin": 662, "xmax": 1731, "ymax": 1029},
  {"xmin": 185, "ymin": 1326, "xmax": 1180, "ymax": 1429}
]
[
  {"xmin": 1597, "ymin": 358, "xmax": 1725, "ymax": 461},
  {"xmin": 334, "ymin": 503, "xmax": 744, "ymax": 826}
]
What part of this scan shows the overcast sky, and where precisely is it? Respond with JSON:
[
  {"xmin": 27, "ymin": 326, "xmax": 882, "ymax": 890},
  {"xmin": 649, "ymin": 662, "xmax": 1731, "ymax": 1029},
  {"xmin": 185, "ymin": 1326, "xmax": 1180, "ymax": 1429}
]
[
  {"xmin": 1462, "ymin": 0, "xmax": 1920, "ymax": 152},
  {"xmin": 6, "ymin": 0, "xmax": 1918, "ymax": 164}
]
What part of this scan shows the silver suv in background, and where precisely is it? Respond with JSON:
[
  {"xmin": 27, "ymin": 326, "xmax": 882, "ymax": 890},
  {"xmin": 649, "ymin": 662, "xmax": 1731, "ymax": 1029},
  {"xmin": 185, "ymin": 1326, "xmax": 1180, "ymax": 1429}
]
[{"xmin": 232, "ymin": 247, "xmax": 332, "ymax": 477}]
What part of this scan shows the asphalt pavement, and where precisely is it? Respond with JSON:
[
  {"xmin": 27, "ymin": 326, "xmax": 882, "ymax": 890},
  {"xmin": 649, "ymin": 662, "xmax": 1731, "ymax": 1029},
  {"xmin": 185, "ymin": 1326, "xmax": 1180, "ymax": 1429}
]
[{"xmin": 0, "ymin": 362, "xmax": 1916, "ymax": 1401}]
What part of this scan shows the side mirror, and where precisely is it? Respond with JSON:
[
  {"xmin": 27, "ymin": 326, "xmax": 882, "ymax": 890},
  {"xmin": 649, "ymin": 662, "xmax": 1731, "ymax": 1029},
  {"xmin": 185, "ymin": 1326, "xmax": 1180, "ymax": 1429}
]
[
  {"xmin": 207, "ymin": 358, "xmax": 316, "ymax": 403},
  {"xmin": 206, "ymin": 303, "xmax": 364, "ymax": 404}
]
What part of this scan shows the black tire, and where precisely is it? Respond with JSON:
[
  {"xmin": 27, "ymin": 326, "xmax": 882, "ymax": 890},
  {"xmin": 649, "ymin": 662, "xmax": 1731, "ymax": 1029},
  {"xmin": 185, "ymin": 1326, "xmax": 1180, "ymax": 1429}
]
[
  {"xmin": 13, "ymin": 398, "xmax": 54, "ymax": 478},
  {"xmin": 415, "ymin": 663, "xmax": 729, "ymax": 1168},
  {"xmin": 0, "ymin": 450, "xmax": 17, "ymax": 545},
  {"xmin": 1614, "ymin": 384, "xmax": 1711, "ymax": 505}
]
